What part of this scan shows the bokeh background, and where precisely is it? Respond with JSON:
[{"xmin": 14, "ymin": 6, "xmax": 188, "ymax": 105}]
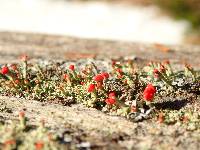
[{"xmin": 0, "ymin": 0, "xmax": 199, "ymax": 44}]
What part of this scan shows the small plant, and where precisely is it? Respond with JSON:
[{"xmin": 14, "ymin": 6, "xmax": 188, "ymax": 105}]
[
  {"xmin": 0, "ymin": 56, "xmax": 199, "ymax": 122},
  {"xmin": 0, "ymin": 111, "xmax": 74, "ymax": 150}
]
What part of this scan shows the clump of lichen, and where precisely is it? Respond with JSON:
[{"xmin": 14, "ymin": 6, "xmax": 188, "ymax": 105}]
[
  {"xmin": 0, "ymin": 56, "xmax": 200, "ymax": 122},
  {"xmin": 0, "ymin": 112, "xmax": 69, "ymax": 150}
]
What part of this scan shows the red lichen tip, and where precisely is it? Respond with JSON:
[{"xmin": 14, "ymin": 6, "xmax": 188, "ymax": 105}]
[
  {"xmin": 159, "ymin": 65, "xmax": 166, "ymax": 73},
  {"xmin": 158, "ymin": 112, "xmax": 164, "ymax": 123},
  {"xmin": 4, "ymin": 139, "xmax": 16, "ymax": 146},
  {"xmin": 101, "ymin": 72, "xmax": 109, "ymax": 79},
  {"xmin": 143, "ymin": 84, "xmax": 156, "ymax": 102},
  {"xmin": 153, "ymin": 69, "xmax": 159, "ymax": 78},
  {"xmin": 20, "ymin": 54, "xmax": 28, "ymax": 61},
  {"xmin": 105, "ymin": 98, "xmax": 116, "ymax": 105},
  {"xmin": 15, "ymin": 79, "xmax": 20, "ymax": 84},
  {"xmin": 63, "ymin": 74, "xmax": 69, "ymax": 80},
  {"xmin": 69, "ymin": 65, "xmax": 75, "ymax": 71},
  {"xmin": 153, "ymin": 69, "xmax": 159, "ymax": 74},
  {"xmin": 1, "ymin": 66, "xmax": 9, "ymax": 75},
  {"xmin": 146, "ymin": 84, "xmax": 156, "ymax": 93},
  {"xmin": 35, "ymin": 141, "xmax": 44, "ymax": 150},
  {"xmin": 93, "ymin": 74, "xmax": 104, "ymax": 82},
  {"xmin": 87, "ymin": 84, "xmax": 96, "ymax": 93},
  {"xmin": 116, "ymin": 68, "xmax": 123, "ymax": 74},
  {"xmin": 163, "ymin": 60, "xmax": 170, "ymax": 65},
  {"xmin": 11, "ymin": 64, "xmax": 18, "ymax": 71},
  {"xmin": 108, "ymin": 92, "xmax": 116, "ymax": 98},
  {"xmin": 19, "ymin": 111, "xmax": 25, "ymax": 118}
]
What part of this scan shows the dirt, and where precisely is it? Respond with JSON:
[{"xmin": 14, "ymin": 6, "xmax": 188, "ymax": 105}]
[{"xmin": 0, "ymin": 31, "xmax": 200, "ymax": 149}]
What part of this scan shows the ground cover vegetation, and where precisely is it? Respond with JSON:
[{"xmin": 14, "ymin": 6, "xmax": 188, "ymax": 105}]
[{"xmin": 0, "ymin": 55, "xmax": 200, "ymax": 149}]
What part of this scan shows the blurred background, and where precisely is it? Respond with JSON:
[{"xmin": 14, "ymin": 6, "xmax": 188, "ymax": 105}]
[{"xmin": 0, "ymin": 0, "xmax": 200, "ymax": 45}]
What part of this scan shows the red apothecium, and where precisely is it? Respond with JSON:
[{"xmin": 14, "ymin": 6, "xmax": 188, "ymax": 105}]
[
  {"xmin": 87, "ymin": 84, "xmax": 96, "ymax": 93},
  {"xmin": 143, "ymin": 84, "xmax": 156, "ymax": 102},
  {"xmin": 101, "ymin": 72, "xmax": 109, "ymax": 79},
  {"xmin": 1, "ymin": 66, "xmax": 9, "ymax": 75},
  {"xmin": 105, "ymin": 98, "xmax": 116, "ymax": 105},
  {"xmin": 93, "ymin": 74, "xmax": 104, "ymax": 82},
  {"xmin": 69, "ymin": 65, "xmax": 75, "ymax": 71}
]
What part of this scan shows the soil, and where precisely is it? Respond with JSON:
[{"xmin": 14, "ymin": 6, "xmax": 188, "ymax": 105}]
[{"xmin": 0, "ymin": 31, "xmax": 200, "ymax": 149}]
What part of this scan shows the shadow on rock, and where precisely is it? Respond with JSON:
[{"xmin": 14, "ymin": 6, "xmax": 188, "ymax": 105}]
[{"xmin": 154, "ymin": 99, "xmax": 188, "ymax": 110}]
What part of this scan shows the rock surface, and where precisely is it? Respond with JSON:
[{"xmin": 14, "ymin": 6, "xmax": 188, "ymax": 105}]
[
  {"xmin": 0, "ymin": 31, "xmax": 199, "ymax": 65},
  {"xmin": 0, "ymin": 31, "xmax": 200, "ymax": 149}
]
